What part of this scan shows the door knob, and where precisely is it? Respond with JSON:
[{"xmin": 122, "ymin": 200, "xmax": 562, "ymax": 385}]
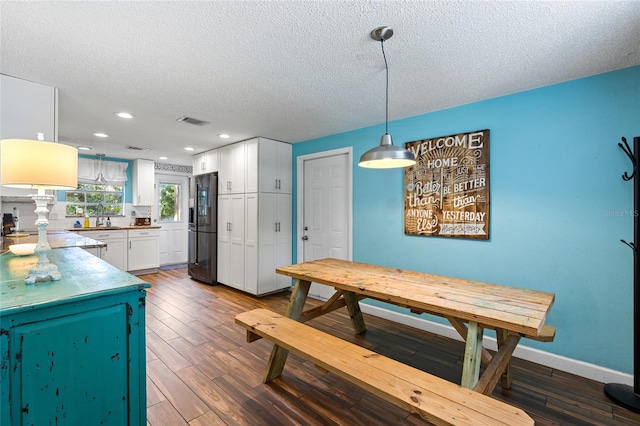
[{"xmin": 301, "ymin": 235, "xmax": 308, "ymax": 241}]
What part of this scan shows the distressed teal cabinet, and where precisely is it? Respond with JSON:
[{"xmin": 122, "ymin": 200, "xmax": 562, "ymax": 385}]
[{"xmin": 1, "ymin": 248, "xmax": 150, "ymax": 425}]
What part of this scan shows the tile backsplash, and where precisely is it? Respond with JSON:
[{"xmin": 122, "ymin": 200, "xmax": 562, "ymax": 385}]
[{"xmin": 2, "ymin": 201, "xmax": 154, "ymax": 232}]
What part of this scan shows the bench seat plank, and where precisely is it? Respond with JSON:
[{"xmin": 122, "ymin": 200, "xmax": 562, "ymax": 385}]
[{"xmin": 236, "ymin": 308, "xmax": 533, "ymax": 426}]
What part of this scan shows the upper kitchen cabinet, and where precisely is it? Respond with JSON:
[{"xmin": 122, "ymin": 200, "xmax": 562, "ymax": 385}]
[
  {"xmin": 192, "ymin": 149, "xmax": 218, "ymax": 176},
  {"xmin": 245, "ymin": 137, "xmax": 292, "ymax": 193},
  {"xmin": 0, "ymin": 75, "xmax": 59, "ymax": 198},
  {"xmin": 0, "ymin": 74, "xmax": 58, "ymax": 142},
  {"xmin": 218, "ymin": 142, "xmax": 245, "ymax": 194},
  {"xmin": 132, "ymin": 159, "xmax": 154, "ymax": 206}
]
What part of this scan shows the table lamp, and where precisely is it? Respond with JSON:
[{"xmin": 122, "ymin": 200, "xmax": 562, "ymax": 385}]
[{"xmin": 1, "ymin": 138, "xmax": 78, "ymax": 283}]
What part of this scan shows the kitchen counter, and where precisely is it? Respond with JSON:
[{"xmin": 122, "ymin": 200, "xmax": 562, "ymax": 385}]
[
  {"xmin": 0, "ymin": 247, "xmax": 149, "ymax": 424},
  {"xmin": 1, "ymin": 230, "xmax": 106, "ymax": 253},
  {"xmin": 70, "ymin": 225, "xmax": 161, "ymax": 231}
]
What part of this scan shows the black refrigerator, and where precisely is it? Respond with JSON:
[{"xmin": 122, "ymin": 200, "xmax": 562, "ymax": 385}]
[{"xmin": 188, "ymin": 172, "xmax": 217, "ymax": 284}]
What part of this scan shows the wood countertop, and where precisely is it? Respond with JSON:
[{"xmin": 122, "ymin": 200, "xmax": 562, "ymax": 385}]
[{"xmin": 69, "ymin": 226, "xmax": 161, "ymax": 231}]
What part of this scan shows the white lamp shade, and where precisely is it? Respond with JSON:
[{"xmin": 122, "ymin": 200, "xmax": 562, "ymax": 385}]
[{"xmin": 1, "ymin": 139, "xmax": 78, "ymax": 189}]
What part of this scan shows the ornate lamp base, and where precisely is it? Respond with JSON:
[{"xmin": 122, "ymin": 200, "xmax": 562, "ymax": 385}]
[
  {"xmin": 26, "ymin": 249, "xmax": 62, "ymax": 284},
  {"xmin": 25, "ymin": 190, "xmax": 61, "ymax": 284}
]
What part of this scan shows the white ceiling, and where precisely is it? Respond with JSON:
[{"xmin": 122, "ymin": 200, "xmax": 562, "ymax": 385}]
[{"xmin": 1, "ymin": 1, "xmax": 639, "ymax": 166}]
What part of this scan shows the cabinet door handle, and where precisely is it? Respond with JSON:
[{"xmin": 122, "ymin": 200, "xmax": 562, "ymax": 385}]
[
  {"xmin": 229, "ymin": 222, "xmax": 232, "ymax": 232},
  {"xmin": 277, "ymin": 222, "xmax": 281, "ymax": 232},
  {"xmin": 275, "ymin": 222, "xmax": 278, "ymax": 232},
  {"xmin": 129, "ymin": 241, "xmax": 132, "ymax": 249}
]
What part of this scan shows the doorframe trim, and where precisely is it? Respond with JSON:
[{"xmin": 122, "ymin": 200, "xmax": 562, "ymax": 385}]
[
  {"xmin": 155, "ymin": 172, "xmax": 190, "ymax": 266},
  {"xmin": 296, "ymin": 147, "xmax": 353, "ymax": 262}
]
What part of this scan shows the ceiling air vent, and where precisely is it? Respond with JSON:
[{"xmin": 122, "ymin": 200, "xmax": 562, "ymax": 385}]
[
  {"xmin": 176, "ymin": 116, "xmax": 209, "ymax": 126},
  {"xmin": 128, "ymin": 146, "xmax": 149, "ymax": 151}
]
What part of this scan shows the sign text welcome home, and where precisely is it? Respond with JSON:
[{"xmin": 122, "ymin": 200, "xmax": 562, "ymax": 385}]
[{"xmin": 404, "ymin": 129, "xmax": 490, "ymax": 239}]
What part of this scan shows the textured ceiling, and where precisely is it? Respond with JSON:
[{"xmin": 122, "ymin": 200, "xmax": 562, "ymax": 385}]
[{"xmin": 1, "ymin": 1, "xmax": 639, "ymax": 166}]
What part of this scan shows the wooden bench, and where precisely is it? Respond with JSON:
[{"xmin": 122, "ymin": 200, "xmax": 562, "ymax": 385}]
[{"xmin": 235, "ymin": 308, "xmax": 534, "ymax": 426}]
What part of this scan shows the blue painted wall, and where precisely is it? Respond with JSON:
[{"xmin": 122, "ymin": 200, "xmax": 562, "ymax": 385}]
[{"xmin": 292, "ymin": 65, "xmax": 640, "ymax": 374}]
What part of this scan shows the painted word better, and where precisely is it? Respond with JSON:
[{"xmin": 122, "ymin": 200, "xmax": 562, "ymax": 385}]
[
  {"xmin": 407, "ymin": 131, "xmax": 485, "ymax": 156},
  {"xmin": 453, "ymin": 178, "xmax": 485, "ymax": 192}
]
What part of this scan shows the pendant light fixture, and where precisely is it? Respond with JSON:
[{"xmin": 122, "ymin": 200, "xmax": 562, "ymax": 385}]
[
  {"xmin": 95, "ymin": 153, "xmax": 107, "ymax": 184},
  {"xmin": 358, "ymin": 26, "xmax": 416, "ymax": 169}
]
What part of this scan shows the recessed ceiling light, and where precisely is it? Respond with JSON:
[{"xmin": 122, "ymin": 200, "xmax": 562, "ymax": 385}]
[
  {"xmin": 184, "ymin": 147, "xmax": 194, "ymax": 151},
  {"xmin": 93, "ymin": 132, "xmax": 109, "ymax": 138},
  {"xmin": 115, "ymin": 112, "xmax": 134, "ymax": 119},
  {"xmin": 159, "ymin": 156, "xmax": 168, "ymax": 160},
  {"xmin": 78, "ymin": 146, "xmax": 92, "ymax": 151},
  {"xmin": 218, "ymin": 133, "xmax": 230, "ymax": 139}
]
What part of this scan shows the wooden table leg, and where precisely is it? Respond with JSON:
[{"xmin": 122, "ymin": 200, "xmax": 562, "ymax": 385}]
[
  {"xmin": 474, "ymin": 332, "xmax": 520, "ymax": 395},
  {"xmin": 344, "ymin": 291, "xmax": 367, "ymax": 334},
  {"xmin": 446, "ymin": 316, "xmax": 493, "ymax": 366},
  {"xmin": 263, "ymin": 279, "xmax": 311, "ymax": 383},
  {"xmin": 497, "ymin": 328, "xmax": 514, "ymax": 389},
  {"xmin": 461, "ymin": 321, "xmax": 484, "ymax": 389}
]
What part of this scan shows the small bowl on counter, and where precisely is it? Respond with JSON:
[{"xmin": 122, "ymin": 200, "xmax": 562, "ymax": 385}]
[{"xmin": 9, "ymin": 243, "xmax": 37, "ymax": 256}]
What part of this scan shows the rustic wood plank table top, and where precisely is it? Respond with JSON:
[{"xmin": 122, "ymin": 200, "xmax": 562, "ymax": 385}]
[
  {"xmin": 276, "ymin": 258, "xmax": 555, "ymax": 337},
  {"xmin": 266, "ymin": 258, "xmax": 556, "ymax": 395}
]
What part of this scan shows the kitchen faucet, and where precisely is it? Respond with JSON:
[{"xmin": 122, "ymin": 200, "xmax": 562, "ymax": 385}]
[{"xmin": 96, "ymin": 203, "xmax": 105, "ymax": 227}]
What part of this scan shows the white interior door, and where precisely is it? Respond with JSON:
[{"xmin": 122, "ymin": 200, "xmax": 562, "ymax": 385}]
[
  {"xmin": 297, "ymin": 148, "xmax": 352, "ymax": 300},
  {"xmin": 155, "ymin": 173, "xmax": 189, "ymax": 266}
]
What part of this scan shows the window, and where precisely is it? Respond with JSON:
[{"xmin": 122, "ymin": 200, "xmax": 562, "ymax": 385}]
[
  {"xmin": 159, "ymin": 183, "xmax": 181, "ymax": 222},
  {"xmin": 66, "ymin": 183, "xmax": 124, "ymax": 216}
]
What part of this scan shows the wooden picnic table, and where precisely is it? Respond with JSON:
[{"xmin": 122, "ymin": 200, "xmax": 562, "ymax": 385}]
[{"xmin": 264, "ymin": 258, "xmax": 556, "ymax": 395}]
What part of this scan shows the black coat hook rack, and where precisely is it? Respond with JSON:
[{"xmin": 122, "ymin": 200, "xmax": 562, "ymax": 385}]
[
  {"xmin": 619, "ymin": 137, "xmax": 637, "ymax": 181},
  {"xmin": 605, "ymin": 136, "xmax": 639, "ymax": 412}
]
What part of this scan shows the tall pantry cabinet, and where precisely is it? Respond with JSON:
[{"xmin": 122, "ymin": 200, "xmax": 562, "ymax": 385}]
[{"xmin": 215, "ymin": 137, "xmax": 292, "ymax": 296}]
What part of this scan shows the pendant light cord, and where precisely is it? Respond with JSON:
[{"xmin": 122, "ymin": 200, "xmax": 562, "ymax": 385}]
[{"xmin": 381, "ymin": 39, "xmax": 389, "ymax": 134}]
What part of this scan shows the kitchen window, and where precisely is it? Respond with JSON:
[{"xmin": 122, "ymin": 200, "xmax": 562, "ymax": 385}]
[
  {"xmin": 66, "ymin": 157, "xmax": 129, "ymax": 216},
  {"xmin": 159, "ymin": 182, "xmax": 181, "ymax": 222},
  {"xmin": 66, "ymin": 183, "xmax": 125, "ymax": 216}
]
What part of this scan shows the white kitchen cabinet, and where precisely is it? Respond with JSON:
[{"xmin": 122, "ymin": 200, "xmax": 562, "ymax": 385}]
[
  {"xmin": 192, "ymin": 149, "xmax": 218, "ymax": 176},
  {"xmin": 218, "ymin": 142, "xmax": 245, "ymax": 194},
  {"xmin": 0, "ymin": 74, "xmax": 57, "ymax": 141},
  {"xmin": 215, "ymin": 137, "xmax": 292, "ymax": 296},
  {"xmin": 245, "ymin": 193, "xmax": 292, "ymax": 295},
  {"xmin": 0, "ymin": 74, "xmax": 58, "ymax": 198},
  {"xmin": 132, "ymin": 159, "xmax": 155, "ymax": 206},
  {"xmin": 245, "ymin": 138, "xmax": 292, "ymax": 194},
  {"xmin": 127, "ymin": 228, "xmax": 159, "ymax": 273},
  {"xmin": 217, "ymin": 193, "xmax": 245, "ymax": 290},
  {"xmin": 77, "ymin": 229, "xmax": 127, "ymax": 271}
]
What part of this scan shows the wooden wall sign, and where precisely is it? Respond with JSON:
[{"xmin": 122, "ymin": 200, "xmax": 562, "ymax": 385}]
[{"xmin": 404, "ymin": 129, "xmax": 490, "ymax": 239}]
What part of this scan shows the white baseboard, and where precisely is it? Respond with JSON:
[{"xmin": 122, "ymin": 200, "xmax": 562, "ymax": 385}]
[{"xmin": 359, "ymin": 303, "xmax": 633, "ymax": 386}]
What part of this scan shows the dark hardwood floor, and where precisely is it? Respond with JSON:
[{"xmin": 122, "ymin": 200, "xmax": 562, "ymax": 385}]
[{"xmin": 140, "ymin": 268, "xmax": 640, "ymax": 425}]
